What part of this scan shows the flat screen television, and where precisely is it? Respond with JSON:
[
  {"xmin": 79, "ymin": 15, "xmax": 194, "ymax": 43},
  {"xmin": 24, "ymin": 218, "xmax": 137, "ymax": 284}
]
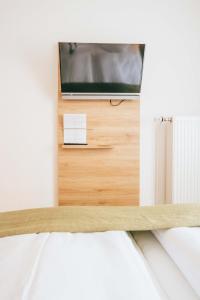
[{"xmin": 59, "ymin": 43, "xmax": 145, "ymax": 100}]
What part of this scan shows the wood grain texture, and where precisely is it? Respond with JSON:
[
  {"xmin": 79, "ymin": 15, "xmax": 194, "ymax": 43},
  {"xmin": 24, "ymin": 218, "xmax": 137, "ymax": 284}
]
[
  {"xmin": 62, "ymin": 144, "xmax": 113, "ymax": 149},
  {"xmin": 0, "ymin": 204, "xmax": 200, "ymax": 238},
  {"xmin": 58, "ymin": 71, "xmax": 140, "ymax": 205}
]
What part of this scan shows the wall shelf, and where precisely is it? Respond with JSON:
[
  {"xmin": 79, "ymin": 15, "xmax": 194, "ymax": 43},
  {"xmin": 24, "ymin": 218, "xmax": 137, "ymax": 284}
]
[{"xmin": 62, "ymin": 144, "xmax": 113, "ymax": 149}]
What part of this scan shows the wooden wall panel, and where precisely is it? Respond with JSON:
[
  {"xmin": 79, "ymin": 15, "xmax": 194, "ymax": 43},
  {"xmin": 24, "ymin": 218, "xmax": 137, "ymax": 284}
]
[{"xmin": 57, "ymin": 94, "xmax": 140, "ymax": 205}]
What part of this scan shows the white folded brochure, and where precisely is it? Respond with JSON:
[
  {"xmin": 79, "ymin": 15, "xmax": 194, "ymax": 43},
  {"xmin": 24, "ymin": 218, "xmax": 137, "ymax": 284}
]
[{"xmin": 63, "ymin": 114, "xmax": 87, "ymax": 144}]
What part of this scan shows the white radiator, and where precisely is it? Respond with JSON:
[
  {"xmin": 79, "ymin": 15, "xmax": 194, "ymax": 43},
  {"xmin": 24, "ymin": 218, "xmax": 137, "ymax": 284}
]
[{"xmin": 155, "ymin": 116, "xmax": 200, "ymax": 204}]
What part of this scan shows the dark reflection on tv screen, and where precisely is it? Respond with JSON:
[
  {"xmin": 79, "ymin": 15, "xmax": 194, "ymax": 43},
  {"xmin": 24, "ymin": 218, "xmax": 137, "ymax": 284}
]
[{"xmin": 59, "ymin": 43, "xmax": 145, "ymax": 94}]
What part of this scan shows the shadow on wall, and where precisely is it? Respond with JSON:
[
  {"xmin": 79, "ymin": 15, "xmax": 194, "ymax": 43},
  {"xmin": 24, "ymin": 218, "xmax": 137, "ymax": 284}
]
[
  {"xmin": 20, "ymin": 42, "xmax": 58, "ymax": 99},
  {"xmin": 20, "ymin": 42, "xmax": 58, "ymax": 206}
]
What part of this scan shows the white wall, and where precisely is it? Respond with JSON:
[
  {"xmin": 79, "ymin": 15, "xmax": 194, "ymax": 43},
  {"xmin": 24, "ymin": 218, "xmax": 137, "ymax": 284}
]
[{"xmin": 0, "ymin": 0, "xmax": 200, "ymax": 211}]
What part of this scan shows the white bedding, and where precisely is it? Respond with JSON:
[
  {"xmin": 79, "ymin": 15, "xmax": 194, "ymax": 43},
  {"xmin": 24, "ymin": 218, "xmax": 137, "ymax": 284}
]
[
  {"xmin": 0, "ymin": 231, "xmax": 161, "ymax": 300},
  {"xmin": 153, "ymin": 227, "xmax": 200, "ymax": 298},
  {"xmin": 133, "ymin": 231, "xmax": 199, "ymax": 300}
]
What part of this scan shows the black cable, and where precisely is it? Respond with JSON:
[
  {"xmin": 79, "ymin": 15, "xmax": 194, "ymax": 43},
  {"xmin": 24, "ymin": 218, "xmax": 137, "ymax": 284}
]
[{"xmin": 109, "ymin": 99, "xmax": 125, "ymax": 106}]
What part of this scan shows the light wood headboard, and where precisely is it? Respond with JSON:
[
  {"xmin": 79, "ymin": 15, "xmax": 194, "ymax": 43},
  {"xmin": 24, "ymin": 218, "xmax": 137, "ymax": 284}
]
[{"xmin": 57, "ymin": 85, "xmax": 140, "ymax": 206}]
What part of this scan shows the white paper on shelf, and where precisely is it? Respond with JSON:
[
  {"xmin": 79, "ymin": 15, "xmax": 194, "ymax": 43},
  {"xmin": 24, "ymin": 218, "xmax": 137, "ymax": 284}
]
[
  {"xmin": 64, "ymin": 129, "xmax": 87, "ymax": 144},
  {"xmin": 63, "ymin": 114, "xmax": 86, "ymax": 129}
]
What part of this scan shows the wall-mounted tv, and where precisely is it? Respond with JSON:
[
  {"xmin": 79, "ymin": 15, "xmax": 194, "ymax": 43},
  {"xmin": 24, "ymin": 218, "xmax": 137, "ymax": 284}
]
[{"xmin": 59, "ymin": 43, "xmax": 145, "ymax": 100}]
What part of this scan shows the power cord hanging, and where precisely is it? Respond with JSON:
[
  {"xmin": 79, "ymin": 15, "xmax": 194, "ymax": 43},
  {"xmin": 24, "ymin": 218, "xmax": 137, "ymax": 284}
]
[{"xmin": 109, "ymin": 99, "xmax": 125, "ymax": 106}]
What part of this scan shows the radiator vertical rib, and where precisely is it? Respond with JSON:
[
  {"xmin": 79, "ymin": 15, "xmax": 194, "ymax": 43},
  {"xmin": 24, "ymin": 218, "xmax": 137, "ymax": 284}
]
[
  {"xmin": 172, "ymin": 117, "xmax": 200, "ymax": 203},
  {"xmin": 155, "ymin": 117, "xmax": 200, "ymax": 204}
]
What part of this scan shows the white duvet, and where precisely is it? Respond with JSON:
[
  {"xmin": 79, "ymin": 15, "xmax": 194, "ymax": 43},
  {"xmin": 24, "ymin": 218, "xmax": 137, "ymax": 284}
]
[
  {"xmin": 0, "ymin": 231, "xmax": 161, "ymax": 300},
  {"xmin": 154, "ymin": 227, "xmax": 200, "ymax": 298}
]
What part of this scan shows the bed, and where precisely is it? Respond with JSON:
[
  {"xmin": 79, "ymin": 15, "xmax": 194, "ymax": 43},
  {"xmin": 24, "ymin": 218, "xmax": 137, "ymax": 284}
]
[{"xmin": 0, "ymin": 204, "xmax": 200, "ymax": 300}]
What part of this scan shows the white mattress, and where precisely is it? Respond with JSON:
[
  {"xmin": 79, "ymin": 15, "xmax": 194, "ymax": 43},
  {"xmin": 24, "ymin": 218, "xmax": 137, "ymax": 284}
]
[
  {"xmin": 153, "ymin": 227, "xmax": 200, "ymax": 298},
  {"xmin": 132, "ymin": 231, "xmax": 199, "ymax": 300},
  {"xmin": 0, "ymin": 231, "xmax": 162, "ymax": 300}
]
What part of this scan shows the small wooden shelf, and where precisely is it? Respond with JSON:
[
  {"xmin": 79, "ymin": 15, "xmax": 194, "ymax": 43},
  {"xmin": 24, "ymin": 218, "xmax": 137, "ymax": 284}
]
[{"xmin": 62, "ymin": 144, "xmax": 113, "ymax": 149}]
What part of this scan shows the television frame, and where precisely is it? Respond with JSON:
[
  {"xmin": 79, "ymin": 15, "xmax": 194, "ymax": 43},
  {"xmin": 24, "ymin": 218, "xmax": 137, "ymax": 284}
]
[{"xmin": 59, "ymin": 42, "xmax": 145, "ymax": 100}]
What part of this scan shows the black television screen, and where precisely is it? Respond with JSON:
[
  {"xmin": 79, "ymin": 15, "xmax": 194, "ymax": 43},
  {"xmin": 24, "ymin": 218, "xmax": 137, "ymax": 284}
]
[{"xmin": 59, "ymin": 43, "xmax": 145, "ymax": 99}]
